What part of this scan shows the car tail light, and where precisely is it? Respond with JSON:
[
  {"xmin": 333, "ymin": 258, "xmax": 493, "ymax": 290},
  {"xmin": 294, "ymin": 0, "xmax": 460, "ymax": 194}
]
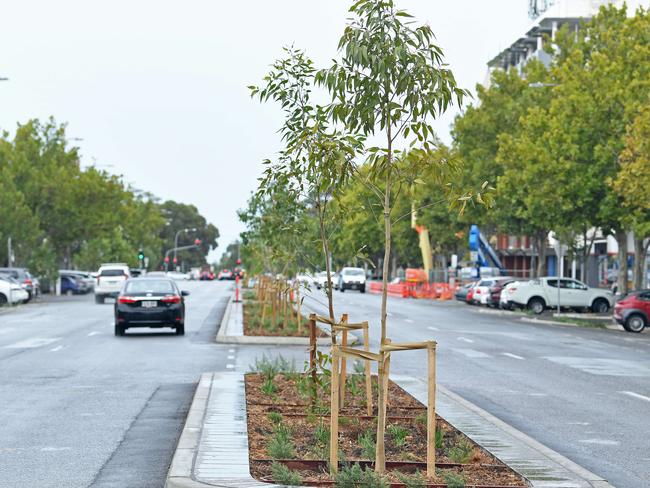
[
  {"xmin": 162, "ymin": 295, "xmax": 181, "ymax": 304},
  {"xmin": 475, "ymin": 289, "xmax": 481, "ymax": 294},
  {"xmin": 25, "ymin": 278, "xmax": 32, "ymax": 286},
  {"xmin": 118, "ymin": 296, "xmax": 137, "ymax": 304}
]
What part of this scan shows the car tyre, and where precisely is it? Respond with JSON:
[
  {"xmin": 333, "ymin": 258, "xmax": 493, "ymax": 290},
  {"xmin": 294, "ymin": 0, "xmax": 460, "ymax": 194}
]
[
  {"xmin": 625, "ymin": 314, "xmax": 646, "ymax": 333},
  {"xmin": 591, "ymin": 298, "xmax": 610, "ymax": 314},
  {"xmin": 114, "ymin": 323, "xmax": 124, "ymax": 336},
  {"xmin": 0, "ymin": 293, "xmax": 7, "ymax": 305},
  {"xmin": 528, "ymin": 297, "xmax": 546, "ymax": 315},
  {"xmin": 176, "ymin": 324, "xmax": 185, "ymax": 335},
  {"xmin": 340, "ymin": 286, "xmax": 345, "ymax": 293},
  {"xmin": 95, "ymin": 294, "xmax": 104, "ymax": 304},
  {"xmin": 360, "ymin": 285, "xmax": 366, "ymax": 293}
]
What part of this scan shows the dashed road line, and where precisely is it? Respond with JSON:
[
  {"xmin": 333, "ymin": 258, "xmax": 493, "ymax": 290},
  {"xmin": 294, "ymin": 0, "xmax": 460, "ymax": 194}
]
[
  {"xmin": 227, "ymin": 355, "xmax": 235, "ymax": 360},
  {"xmin": 620, "ymin": 391, "xmax": 650, "ymax": 403},
  {"xmin": 50, "ymin": 345, "xmax": 64, "ymax": 352},
  {"xmin": 4, "ymin": 337, "xmax": 61, "ymax": 349},
  {"xmin": 405, "ymin": 319, "xmax": 414, "ymax": 324},
  {"xmin": 226, "ymin": 364, "xmax": 235, "ymax": 369},
  {"xmin": 87, "ymin": 331, "xmax": 100, "ymax": 337},
  {"xmin": 427, "ymin": 326, "xmax": 440, "ymax": 331},
  {"xmin": 453, "ymin": 348, "xmax": 490, "ymax": 359},
  {"xmin": 457, "ymin": 336, "xmax": 474, "ymax": 343},
  {"xmin": 502, "ymin": 352, "xmax": 525, "ymax": 360}
]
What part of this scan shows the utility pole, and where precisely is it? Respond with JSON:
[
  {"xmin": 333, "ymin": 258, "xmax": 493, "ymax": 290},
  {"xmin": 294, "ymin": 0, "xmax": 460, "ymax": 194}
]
[{"xmin": 173, "ymin": 228, "xmax": 197, "ymax": 271}]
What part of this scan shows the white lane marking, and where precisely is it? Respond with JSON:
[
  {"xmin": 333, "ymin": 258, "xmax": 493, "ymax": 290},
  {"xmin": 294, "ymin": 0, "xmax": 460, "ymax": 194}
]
[
  {"xmin": 87, "ymin": 331, "xmax": 100, "ymax": 337},
  {"xmin": 40, "ymin": 447, "xmax": 71, "ymax": 452},
  {"xmin": 226, "ymin": 364, "xmax": 235, "ymax": 369},
  {"xmin": 457, "ymin": 337, "xmax": 474, "ymax": 343},
  {"xmin": 50, "ymin": 345, "xmax": 64, "ymax": 352},
  {"xmin": 545, "ymin": 356, "xmax": 650, "ymax": 377},
  {"xmin": 228, "ymin": 349, "xmax": 235, "ymax": 353},
  {"xmin": 502, "ymin": 352, "xmax": 525, "ymax": 360},
  {"xmin": 578, "ymin": 439, "xmax": 619, "ymax": 446},
  {"xmin": 620, "ymin": 391, "xmax": 650, "ymax": 403},
  {"xmin": 567, "ymin": 422, "xmax": 590, "ymax": 426},
  {"xmin": 453, "ymin": 348, "xmax": 490, "ymax": 359},
  {"xmin": 405, "ymin": 319, "xmax": 414, "ymax": 324},
  {"xmin": 227, "ymin": 355, "xmax": 235, "ymax": 360},
  {"xmin": 428, "ymin": 326, "xmax": 440, "ymax": 331},
  {"xmin": 4, "ymin": 337, "xmax": 61, "ymax": 349}
]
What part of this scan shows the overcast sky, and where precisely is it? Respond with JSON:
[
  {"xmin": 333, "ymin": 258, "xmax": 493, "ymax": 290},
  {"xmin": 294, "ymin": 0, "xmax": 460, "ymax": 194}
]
[{"xmin": 0, "ymin": 1, "xmax": 529, "ymax": 261}]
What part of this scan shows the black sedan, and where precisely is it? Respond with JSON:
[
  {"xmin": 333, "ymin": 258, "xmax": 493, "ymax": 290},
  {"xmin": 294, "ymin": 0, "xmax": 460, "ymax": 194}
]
[{"xmin": 114, "ymin": 277, "xmax": 189, "ymax": 336}]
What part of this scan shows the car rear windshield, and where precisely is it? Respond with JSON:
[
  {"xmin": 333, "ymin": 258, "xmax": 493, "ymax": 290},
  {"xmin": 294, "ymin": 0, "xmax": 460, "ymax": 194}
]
[
  {"xmin": 125, "ymin": 280, "xmax": 175, "ymax": 294},
  {"xmin": 101, "ymin": 269, "xmax": 126, "ymax": 277},
  {"xmin": 343, "ymin": 269, "xmax": 365, "ymax": 276}
]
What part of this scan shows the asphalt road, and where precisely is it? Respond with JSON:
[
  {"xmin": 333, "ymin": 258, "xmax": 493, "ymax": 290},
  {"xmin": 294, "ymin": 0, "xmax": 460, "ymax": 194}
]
[
  {"xmin": 303, "ymin": 288, "xmax": 650, "ymax": 488},
  {"xmin": 0, "ymin": 281, "xmax": 234, "ymax": 488}
]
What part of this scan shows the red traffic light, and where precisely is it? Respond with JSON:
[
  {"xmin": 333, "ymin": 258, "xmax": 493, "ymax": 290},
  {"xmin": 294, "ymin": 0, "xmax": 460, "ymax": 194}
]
[
  {"xmin": 194, "ymin": 238, "xmax": 202, "ymax": 246},
  {"xmin": 173, "ymin": 257, "xmax": 177, "ymax": 264},
  {"xmin": 236, "ymin": 258, "xmax": 241, "ymax": 265},
  {"xmin": 164, "ymin": 256, "xmax": 169, "ymax": 263}
]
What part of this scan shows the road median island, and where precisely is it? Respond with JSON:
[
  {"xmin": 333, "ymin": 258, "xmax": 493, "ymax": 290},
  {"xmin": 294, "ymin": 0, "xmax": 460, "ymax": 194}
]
[
  {"xmin": 216, "ymin": 290, "xmax": 332, "ymax": 346},
  {"xmin": 166, "ymin": 368, "xmax": 614, "ymax": 488}
]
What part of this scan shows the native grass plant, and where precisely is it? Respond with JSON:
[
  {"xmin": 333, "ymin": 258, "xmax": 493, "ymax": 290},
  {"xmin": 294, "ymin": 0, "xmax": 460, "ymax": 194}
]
[
  {"xmin": 334, "ymin": 463, "xmax": 388, "ymax": 488},
  {"xmin": 267, "ymin": 411, "xmax": 283, "ymax": 426},
  {"xmin": 358, "ymin": 429, "xmax": 376, "ymax": 460},
  {"xmin": 316, "ymin": 0, "xmax": 493, "ymax": 471},
  {"xmin": 447, "ymin": 438, "xmax": 474, "ymax": 464},
  {"xmin": 442, "ymin": 472, "xmax": 466, "ymax": 488},
  {"xmin": 250, "ymin": 355, "xmax": 296, "ymax": 379},
  {"xmin": 271, "ymin": 461, "xmax": 302, "ymax": 486},
  {"xmin": 267, "ymin": 422, "xmax": 296, "ymax": 460},
  {"xmin": 387, "ymin": 424, "xmax": 409, "ymax": 448}
]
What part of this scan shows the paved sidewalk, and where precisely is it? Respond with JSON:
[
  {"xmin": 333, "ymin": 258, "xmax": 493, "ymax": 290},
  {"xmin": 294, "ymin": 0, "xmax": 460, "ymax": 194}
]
[{"xmin": 167, "ymin": 371, "xmax": 614, "ymax": 488}]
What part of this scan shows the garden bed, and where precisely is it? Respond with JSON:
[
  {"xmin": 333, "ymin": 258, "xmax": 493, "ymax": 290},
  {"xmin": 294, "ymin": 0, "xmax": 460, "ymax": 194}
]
[
  {"xmin": 243, "ymin": 293, "xmax": 326, "ymax": 338},
  {"xmin": 245, "ymin": 368, "xmax": 529, "ymax": 487}
]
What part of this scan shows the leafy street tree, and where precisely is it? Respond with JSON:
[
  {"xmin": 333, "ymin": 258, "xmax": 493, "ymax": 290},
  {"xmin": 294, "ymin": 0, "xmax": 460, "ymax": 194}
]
[
  {"xmin": 612, "ymin": 104, "xmax": 650, "ymax": 289},
  {"xmin": 250, "ymin": 48, "xmax": 361, "ymax": 321},
  {"xmin": 316, "ymin": 0, "xmax": 476, "ymax": 472}
]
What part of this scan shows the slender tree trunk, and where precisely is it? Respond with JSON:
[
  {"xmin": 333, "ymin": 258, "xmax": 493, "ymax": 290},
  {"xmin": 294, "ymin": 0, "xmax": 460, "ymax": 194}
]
[
  {"xmin": 317, "ymin": 200, "xmax": 335, "ymax": 323},
  {"xmin": 535, "ymin": 232, "xmax": 547, "ymax": 278},
  {"xmin": 616, "ymin": 229, "xmax": 629, "ymax": 295},
  {"xmin": 633, "ymin": 236, "xmax": 644, "ymax": 291}
]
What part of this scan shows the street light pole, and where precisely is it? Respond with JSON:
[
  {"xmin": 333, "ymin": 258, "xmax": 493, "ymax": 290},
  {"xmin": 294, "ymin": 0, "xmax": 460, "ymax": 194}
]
[{"xmin": 173, "ymin": 228, "xmax": 197, "ymax": 271}]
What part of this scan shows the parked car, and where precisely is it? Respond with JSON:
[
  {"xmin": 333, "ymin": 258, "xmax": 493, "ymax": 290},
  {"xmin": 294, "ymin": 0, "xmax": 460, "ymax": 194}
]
[
  {"xmin": 114, "ymin": 277, "xmax": 189, "ymax": 336},
  {"xmin": 60, "ymin": 270, "xmax": 95, "ymax": 292},
  {"xmin": 95, "ymin": 263, "xmax": 130, "ymax": 304},
  {"xmin": 466, "ymin": 282, "xmax": 478, "ymax": 304},
  {"xmin": 504, "ymin": 277, "xmax": 613, "ymax": 314},
  {"xmin": 486, "ymin": 277, "xmax": 515, "ymax": 307},
  {"xmin": 0, "ymin": 275, "xmax": 29, "ymax": 305},
  {"xmin": 473, "ymin": 277, "xmax": 512, "ymax": 306},
  {"xmin": 0, "ymin": 267, "xmax": 38, "ymax": 301},
  {"xmin": 60, "ymin": 274, "xmax": 87, "ymax": 295},
  {"xmin": 338, "ymin": 267, "xmax": 366, "ymax": 293},
  {"xmin": 500, "ymin": 281, "xmax": 526, "ymax": 310},
  {"xmin": 614, "ymin": 290, "xmax": 650, "ymax": 333},
  {"xmin": 454, "ymin": 282, "xmax": 476, "ymax": 302},
  {"xmin": 295, "ymin": 273, "xmax": 314, "ymax": 287},
  {"xmin": 217, "ymin": 269, "xmax": 234, "ymax": 280},
  {"xmin": 200, "ymin": 270, "xmax": 215, "ymax": 280}
]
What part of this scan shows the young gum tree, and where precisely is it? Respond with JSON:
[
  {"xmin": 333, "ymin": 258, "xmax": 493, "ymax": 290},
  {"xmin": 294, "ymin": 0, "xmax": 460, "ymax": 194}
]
[
  {"xmin": 316, "ymin": 0, "xmax": 480, "ymax": 472},
  {"xmin": 250, "ymin": 48, "xmax": 362, "ymax": 322}
]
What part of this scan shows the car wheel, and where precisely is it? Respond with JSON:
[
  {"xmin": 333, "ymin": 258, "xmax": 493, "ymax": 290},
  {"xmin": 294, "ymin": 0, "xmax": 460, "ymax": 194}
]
[
  {"xmin": 340, "ymin": 286, "xmax": 345, "ymax": 293},
  {"xmin": 95, "ymin": 295, "xmax": 104, "ymax": 304},
  {"xmin": 114, "ymin": 323, "xmax": 124, "ymax": 336},
  {"xmin": 625, "ymin": 314, "xmax": 646, "ymax": 333},
  {"xmin": 360, "ymin": 286, "xmax": 366, "ymax": 293},
  {"xmin": 0, "ymin": 293, "xmax": 7, "ymax": 305},
  {"xmin": 176, "ymin": 324, "xmax": 185, "ymax": 335},
  {"xmin": 528, "ymin": 297, "xmax": 545, "ymax": 315},
  {"xmin": 591, "ymin": 298, "xmax": 609, "ymax": 314}
]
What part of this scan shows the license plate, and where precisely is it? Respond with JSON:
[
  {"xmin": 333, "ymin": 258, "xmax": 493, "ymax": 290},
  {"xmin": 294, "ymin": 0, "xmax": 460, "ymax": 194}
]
[{"xmin": 141, "ymin": 301, "xmax": 157, "ymax": 308}]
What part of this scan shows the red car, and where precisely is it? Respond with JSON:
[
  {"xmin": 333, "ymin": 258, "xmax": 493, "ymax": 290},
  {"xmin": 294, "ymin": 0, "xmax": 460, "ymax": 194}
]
[{"xmin": 614, "ymin": 290, "xmax": 650, "ymax": 333}]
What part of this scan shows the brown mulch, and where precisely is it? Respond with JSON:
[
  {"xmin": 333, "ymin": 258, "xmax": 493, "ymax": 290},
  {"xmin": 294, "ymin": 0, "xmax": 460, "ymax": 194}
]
[{"xmin": 245, "ymin": 373, "xmax": 528, "ymax": 487}]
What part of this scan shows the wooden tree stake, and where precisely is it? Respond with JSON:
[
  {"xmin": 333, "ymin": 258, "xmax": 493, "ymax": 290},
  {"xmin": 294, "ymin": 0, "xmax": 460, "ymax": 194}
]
[
  {"xmin": 363, "ymin": 322, "xmax": 372, "ymax": 416},
  {"xmin": 330, "ymin": 345, "xmax": 340, "ymax": 475},
  {"xmin": 309, "ymin": 314, "xmax": 317, "ymax": 406},
  {"xmin": 297, "ymin": 285, "xmax": 302, "ymax": 334},
  {"xmin": 375, "ymin": 349, "xmax": 387, "ymax": 473},
  {"xmin": 339, "ymin": 314, "xmax": 348, "ymax": 407},
  {"xmin": 427, "ymin": 342, "xmax": 437, "ymax": 478}
]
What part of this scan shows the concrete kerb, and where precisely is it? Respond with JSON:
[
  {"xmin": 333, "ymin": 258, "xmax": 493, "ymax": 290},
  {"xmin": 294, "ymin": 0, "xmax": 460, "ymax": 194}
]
[
  {"xmin": 520, "ymin": 316, "xmax": 623, "ymax": 331},
  {"xmin": 167, "ymin": 371, "xmax": 615, "ymax": 488},
  {"xmin": 216, "ymin": 294, "xmax": 332, "ymax": 346}
]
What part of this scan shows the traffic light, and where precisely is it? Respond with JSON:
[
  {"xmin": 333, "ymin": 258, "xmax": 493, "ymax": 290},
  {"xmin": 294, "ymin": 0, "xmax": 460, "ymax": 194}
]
[
  {"xmin": 194, "ymin": 238, "xmax": 202, "ymax": 246},
  {"xmin": 236, "ymin": 258, "xmax": 241, "ymax": 265},
  {"xmin": 138, "ymin": 249, "xmax": 145, "ymax": 261}
]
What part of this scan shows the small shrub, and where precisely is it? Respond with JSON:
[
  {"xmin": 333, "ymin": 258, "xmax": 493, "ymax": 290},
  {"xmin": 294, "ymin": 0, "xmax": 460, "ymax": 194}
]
[
  {"xmin": 295, "ymin": 374, "xmax": 311, "ymax": 400},
  {"xmin": 357, "ymin": 430, "xmax": 375, "ymax": 460},
  {"xmin": 334, "ymin": 463, "xmax": 387, "ymax": 488},
  {"xmin": 271, "ymin": 461, "xmax": 302, "ymax": 486},
  {"xmin": 267, "ymin": 429, "xmax": 295, "ymax": 459},
  {"xmin": 442, "ymin": 472, "xmax": 466, "ymax": 488},
  {"xmin": 387, "ymin": 424, "xmax": 409, "ymax": 447},
  {"xmin": 314, "ymin": 422, "xmax": 330, "ymax": 445},
  {"xmin": 261, "ymin": 377, "xmax": 277, "ymax": 396},
  {"xmin": 267, "ymin": 412, "xmax": 283, "ymax": 425},
  {"xmin": 448, "ymin": 439, "xmax": 473, "ymax": 464},
  {"xmin": 415, "ymin": 412, "xmax": 427, "ymax": 425},
  {"xmin": 396, "ymin": 471, "xmax": 427, "ymax": 488}
]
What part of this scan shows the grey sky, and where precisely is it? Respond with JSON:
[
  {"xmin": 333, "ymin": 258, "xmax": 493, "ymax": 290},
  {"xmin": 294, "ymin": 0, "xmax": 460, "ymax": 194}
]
[{"xmin": 0, "ymin": 1, "xmax": 528, "ymax": 261}]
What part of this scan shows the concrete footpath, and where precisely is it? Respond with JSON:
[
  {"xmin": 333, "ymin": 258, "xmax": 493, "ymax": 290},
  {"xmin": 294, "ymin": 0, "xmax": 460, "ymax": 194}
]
[{"xmin": 166, "ymin": 371, "xmax": 614, "ymax": 488}]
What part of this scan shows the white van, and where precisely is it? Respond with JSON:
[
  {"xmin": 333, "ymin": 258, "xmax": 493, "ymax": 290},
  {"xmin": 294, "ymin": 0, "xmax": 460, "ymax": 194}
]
[{"xmin": 95, "ymin": 263, "xmax": 130, "ymax": 303}]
